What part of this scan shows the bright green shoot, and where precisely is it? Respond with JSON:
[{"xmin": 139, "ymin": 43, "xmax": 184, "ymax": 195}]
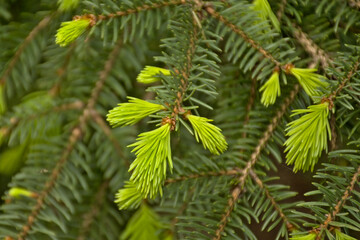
[
  {"xmin": 260, "ymin": 70, "xmax": 280, "ymax": 107},
  {"xmin": 137, "ymin": 66, "xmax": 171, "ymax": 84},
  {"xmin": 55, "ymin": 18, "xmax": 91, "ymax": 47},
  {"xmin": 107, "ymin": 97, "xmax": 165, "ymax": 128},
  {"xmin": 115, "ymin": 181, "xmax": 145, "ymax": 210},
  {"xmin": 289, "ymin": 68, "xmax": 328, "ymax": 97},
  {"xmin": 187, "ymin": 115, "xmax": 228, "ymax": 155},
  {"xmin": 290, "ymin": 233, "xmax": 317, "ymax": 240},
  {"xmin": 284, "ymin": 102, "xmax": 331, "ymax": 172},
  {"xmin": 128, "ymin": 123, "xmax": 172, "ymax": 198},
  {"xmin": 253, "ymin": 0, "xmax": 280, "ymax": 31},
  {"xmin": 335, "ymin": 230, "xmax": 357, "ymax": 240}
]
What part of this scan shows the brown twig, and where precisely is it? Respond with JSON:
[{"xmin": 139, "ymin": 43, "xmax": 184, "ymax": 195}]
[
  {"xmin": 0, "ymin": 15, "xmax": 53, "ymax": 86},
  {"xmin": 16, "ymin": 36, "xmax": 123, "ymax": 240},
  {"xmin": 242, "ymin": 77, "xmax": 257, "ymax": 139},
  {"xmin": 84, "ymin": 0, "xmax": 187, "ymax": 22},
  {"xmin": 249, "ymin": 169, "xmax": 295, "ymax": 231},
  {"xmin": 204, "ymin": 6, "xmax": 282, "ymax": 68},
  {"xmin": 213, "ymin": 84, "xmax": 300, "ymax": 240},
  {"xmin": 348, "ymin": 0, "xmax": 360, "ymax": 9},
  {"xmin": 291, "ymin": 24, "xmax": 333, "ymax": 70},
  {"xmin": 77, "ymin": 180, "xmax": 110, "ymax": 240},
  {"xmin": 315, "ymin": 165, "xmax": 360, "ymax": 240}
]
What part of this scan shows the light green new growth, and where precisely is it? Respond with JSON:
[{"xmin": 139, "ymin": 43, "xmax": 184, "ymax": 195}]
[
  {"xmin": 0, "ymin": 84, "xmax": 6, "ymax": 114},
  {"xmin": 260, "ymin": 71, "xmax": 280, "ymax": 107},
  {"xmin": 55, "ymin": 19, "xmax": 91, "ymax": 47},
  {"xmin": 335, "ymin": 230, "xmax": 357, "ymax": 240},
  {"xmin": 253, "ymin": 0, "xmax": 280, "ymax": 31},
  {"xmin": 289, "ymin": 68, "xmax": 328, "ymax": 97},
  {"xmin": 187, "ymin": 115, "xmax": 228, "ymax": 155},
  {"xmin": 284, "ymin": 103, "xmax": 331, "ymax": 172},
  {"xmin": 128, "ymin": 124, "xmax": 172, "ymax": 198},
  {"xmin": 58, "ymin": 0, "xmax": 80, "ymax": 11},
  {"xmin": 107, "ymin": 97, "xmax": 166, "ymax": 128},
  {"xmin": 121, "ymin": 204, "xmax": 164, "ymax": 240},
  {"xmin": 9, "ymin": 187, "xmax": 36, "ymax": 198},
  {"xmin": 115, "ymin": 181, "xmax": 144, "ymax": 210},
  {"xmin": 137, "ymin": 66, "xmax": 171, "ymax": 84},
  {"xmin": 290, "ymin": 233, "xmax": 317, "ymax": 240}
]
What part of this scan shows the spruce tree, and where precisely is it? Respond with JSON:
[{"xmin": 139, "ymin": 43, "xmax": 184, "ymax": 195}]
[{"xmin": 0, "ymin": 0, "xmax": 360, "ymax": 239}]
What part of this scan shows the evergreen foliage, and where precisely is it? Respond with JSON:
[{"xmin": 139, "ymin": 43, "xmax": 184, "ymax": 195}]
[{"xmin": 0, "ymin": 0, "xmax": 360, "ymax": 239}]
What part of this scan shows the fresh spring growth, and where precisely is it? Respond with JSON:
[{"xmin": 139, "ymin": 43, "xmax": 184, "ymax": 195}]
[
  {"xmin": 107, "ymin": 97, "xmax": 165, "ymax": 128},
  {"xmin": 58, "ymin": 0, "xmax": 80, "ymax": 11},
  {"xmin": 9, "ymin": 187, "xmax": 37, "ymax": 198},
  {"xmin": 56, "ymin": 18, "xmax": 92, "ymax": 47},
  {"xmin": 128, "ymin": 123, "xmax": 172, "ymax": 198},
  {"xmin": 260, "ymin": 70, "xmax": 280, "ymax": 107},
  {"xmin": 115, "ymin": 181, "xmax": 144, "ymax": 210},
  {"xmin": 121, "ymin": 204, "xmax": 163, "ymax": 240},
  {"xmin": 288, "ymin": 67, "xmax": 328, "ymax": 97},
  {"xmin": 253, "ymin": 0, "xmax": 280, "ymax": 31},
  {"xmin": 137, "ymin": 66, "xmax": 171, "ymax": 84},
  {"xmin": 0, "ymin": 84, "xmax": 6, "ymax": 114},
  {"xmin": 187, "ymin": 115, "xmax": 228, "ymax": 155},
  {"xmin": 284, "ymin": 102, "xmax": 331, "ymax": 172},
  {"xmin": 335, "ymin": 229, "xmax": 357, "ymax": 240},
  {"xmin": 290, "ymin": 233, "xmax": 317, "ymax": 240}
]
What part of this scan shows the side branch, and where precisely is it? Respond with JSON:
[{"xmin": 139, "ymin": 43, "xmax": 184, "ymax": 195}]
[
  {"xmin": 291, "ymin": 24, "xmax": 333, "ymax": 70},
  {"xmin": 0, "ymin": 15, "xmax": 53, "ymax": 86},
  {"xmin": 16, "ymin": 36, "xmax": 123, "ymax": 240},
  {"xmin": 276, "ymin": 0, "xmax": 288, "ymax": 20},
  {"xmin": 204, "ymin": 6, "xmax": 281, "ymax": 67},
  {"xmin": 315, "ymin": 165, "xmax": 360, "ymax": 240},
  {"xmin": 213, "ymin": 84, "xmax": 300, "ymax": 240},
  {"xmin": 249, "ymin": 169, "xmax": 295, "ymax": 231}
]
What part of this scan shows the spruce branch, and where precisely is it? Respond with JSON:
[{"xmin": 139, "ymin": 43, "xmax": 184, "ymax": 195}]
[
  {"xmin": 249, "ymin": 169, "xmax": 295, "ymax": 231},
  {"xmin": 204, "ymin": 5, "xmax": 282, "ymax": 68},
  {"xmin": 77, "ymin": 180, "xmax": 109, "ymax": 240},
  {"xmin": 326, "ymin": 58, "xmax": 360, "ymax": 104},
  {"xmin": 0, "ymin": 14, "xmax": 53, "ymax": 86},
  {"xmin": 243, "ymin": 77, "xmax": 257, "ymax": 133},
  {"xmin": 291, "ymin": 24, "xmax": 333, "ymax": 70},
  {"xmin": 314, "ymin": 165, "xmax": 360, "ymax": 240},
  {"xmin": 213, "ymin": 84, "xmax": 300, "ymax": 240},
  {"xmin": 16, "ymin": 35, "xmax": 123, "ymax": 239}
]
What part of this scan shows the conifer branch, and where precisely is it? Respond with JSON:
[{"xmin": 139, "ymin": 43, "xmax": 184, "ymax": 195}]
[
  {"xmin": 17, "ymin": 126, "xmax": 82, "ymax": 240},
  {"xmin": 16, "ymin": 36, "xmax": 123, "ymax": 240},
  {"xmin": 326, "ymin": 58, "xmax": 360, "ymax": 104},
  {"xmin": 0, "ymin": 14, "xmax": 53, "ymax": 86},
  {"xmin": 171, "ymin": 20, "xmax": 198, "ymax": 123},
  {"xmin": 315, "ymin": 165, "xmax": 360, "ymax": 240},
  {"xmin": 77, "ymin": 180, "xmax": 110, "ymax": 240},
  {"xmin": 276, "ymin": 0, "xmax": 287, "ymax": 20},
  {"xmin": 165, "ymin": 169, "xmax": 241, "ymax": 185},
  {"xmin": 92, "ymin": 0, "xmax": 186, "ymax": 22},
  {"xmin": 213, "ymin": 84, "xmax": 300, "ymax": 240},
  {"xmin": 291, "ymin": 24, "xmax": 333, "ymax": 70},
  {"xmin": 249, "ymin": 169, "xmax": 295, "ymax": 231},
  {"xmin": 0, "ymin": 101, "xmax": 84, "ymax": 138},
  {"xmin": 330, "ymin": 113, "xmax": 337, "ymax": 151},
  {"xmin": 170, "ymin": 188, "xmax": 194, "ymax": 233},
  {"xmin": 90, "ymin": 109, "xmax": 129, "ymax": 166},
  {"xmin": 204, "ymin": 6, "xmax": 282, "ymax": 67}
]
